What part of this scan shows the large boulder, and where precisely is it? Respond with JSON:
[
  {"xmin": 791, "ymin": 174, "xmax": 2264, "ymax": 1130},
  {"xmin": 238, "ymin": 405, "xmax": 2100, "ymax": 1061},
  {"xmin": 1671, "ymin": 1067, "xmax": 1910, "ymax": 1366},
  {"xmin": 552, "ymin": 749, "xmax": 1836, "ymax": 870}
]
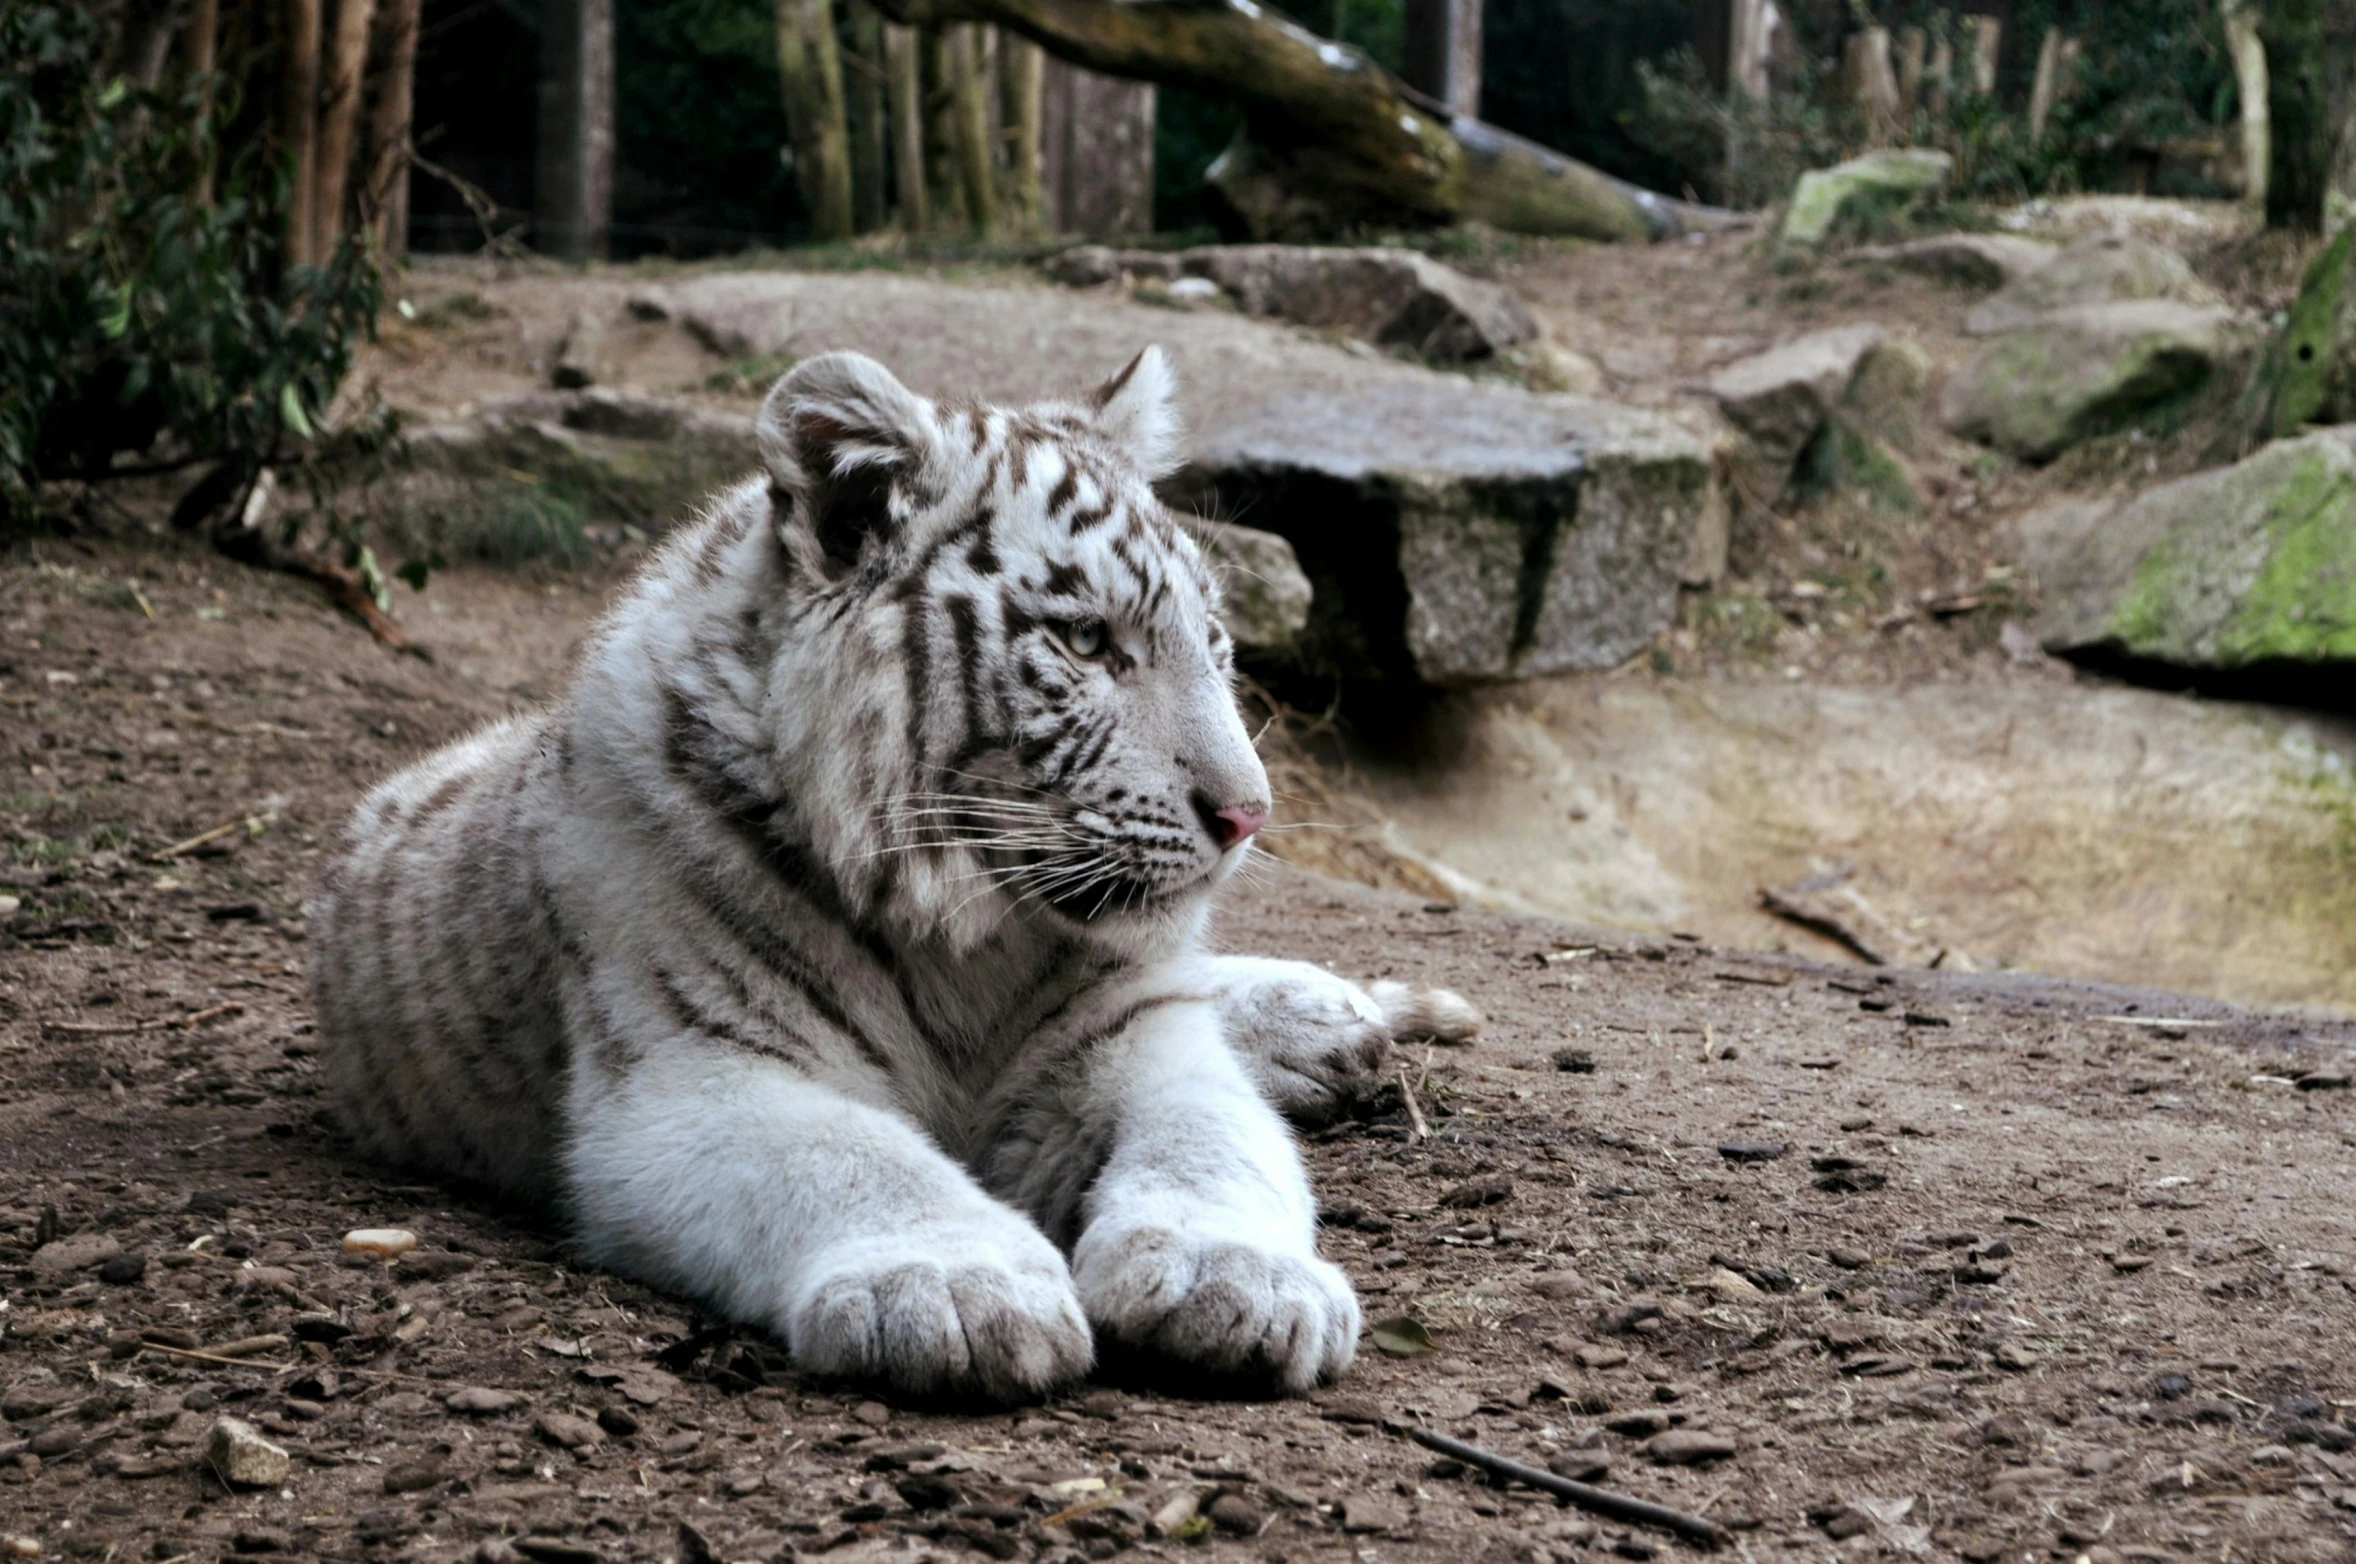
[
  {"xmin": 1776, "ymin": 150, "xmax": 1952, "ymax": 259},
  {"xmin": 1178, "ymin": 381, "xmax": 1723, "ymax": 684},
  {"xmin": 1939, "ymin": 300, "xmax": 2255, "ymax": 462},
  {"xmin": 579, "ymin": 271, "xmax": 1727, "ymax": 683},
  {"xmin": 1842, "ymin": 233, "xmax": 2059, "ymax": 290},
  {"xmin": 1963, "ymin": 232, "xmax": 2218, "ymax": 336},
  {"xmin": 1707, "ymin": 324, "xmax": 1888, "ymax": 502},
  {"xmin": 1045, "ymin": 244, "xmax": 1537, "ymax": 362},
  {"xmin": 2021, "ymin": 427, "xmax": 2356, "ymax": 669}
]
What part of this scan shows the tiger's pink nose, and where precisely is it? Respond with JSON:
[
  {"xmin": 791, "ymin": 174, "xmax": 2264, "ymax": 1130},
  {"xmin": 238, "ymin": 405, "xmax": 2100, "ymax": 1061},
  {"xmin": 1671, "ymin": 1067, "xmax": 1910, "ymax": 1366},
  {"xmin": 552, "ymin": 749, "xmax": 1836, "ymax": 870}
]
[{"xmin": 1210, "ymin": 804, "xmax": 1268, "ymax": 849}]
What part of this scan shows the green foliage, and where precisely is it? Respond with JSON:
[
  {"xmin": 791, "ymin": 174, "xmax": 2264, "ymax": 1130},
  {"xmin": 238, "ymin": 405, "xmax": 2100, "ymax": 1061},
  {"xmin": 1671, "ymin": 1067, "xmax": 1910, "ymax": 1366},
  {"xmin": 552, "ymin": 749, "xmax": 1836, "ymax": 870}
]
[
  {"xmin": 614, "ymin": 0, "xmax": 801, "ymax": 251},
  {"xmin": 0, "ymin": 1, "xmax": 379, "ymax": 523}
]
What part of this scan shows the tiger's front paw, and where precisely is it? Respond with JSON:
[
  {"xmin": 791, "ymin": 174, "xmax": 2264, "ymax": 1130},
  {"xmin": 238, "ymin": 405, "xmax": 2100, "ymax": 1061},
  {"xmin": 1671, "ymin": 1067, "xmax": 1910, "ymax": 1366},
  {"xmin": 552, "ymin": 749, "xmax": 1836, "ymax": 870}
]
[
  {"xmin": 786, "ymin": 1222, "xmax": 1092, "ymax": 1401},
  {"xmin": 1223, "ymin": 966, "xmax": 1394, "ymax": 1127},
  {"xmin": 1072, "ymin": 1222, "xmax": 1359, "ymax": 1393}
]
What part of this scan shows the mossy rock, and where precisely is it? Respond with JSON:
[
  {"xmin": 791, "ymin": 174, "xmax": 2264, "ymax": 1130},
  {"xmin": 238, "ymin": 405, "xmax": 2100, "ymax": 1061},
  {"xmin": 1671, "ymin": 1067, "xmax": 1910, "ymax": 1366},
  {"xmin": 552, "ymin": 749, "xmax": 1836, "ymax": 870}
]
[
  {"xmin": 1776, "ymin": 150, "xmax": 1953, "ymax": 260},
  {"xmin": 1941, "ymin": 301, "xmax": 2256, "ymax": 463},
  {"xmin": 2025, "ymin": 427, "xmax": 2356, "ymax": 668}
]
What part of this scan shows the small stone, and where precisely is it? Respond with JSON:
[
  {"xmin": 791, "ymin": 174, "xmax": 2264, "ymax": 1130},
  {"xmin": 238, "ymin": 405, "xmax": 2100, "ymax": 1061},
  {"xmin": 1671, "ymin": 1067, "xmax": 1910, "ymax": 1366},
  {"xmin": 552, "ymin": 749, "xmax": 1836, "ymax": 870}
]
[
  {"xmin": 595, "ymin": 1406, "xmax": 639, "ymax": 1438},
  {"xmin": 203, "ymin": 1418, "xmax": 290, "ymax": 1488},
  {"xmin": 1706, "ymin": 1267, "xmax": 1765, "ymax": 1301},
  {"xmin": 1527, "ymin": 1270, "xmax": 1590, "ymax": 1300},
  {"xmin": 1716, "ymin": 1141, "xmax": 1786, "ymax": 1164},
  {"xmin": 1076, "ymin": 1389, "xmax": 1125, "ymax": 1420},
  {"xmin": 1604, "ymin": 1411, "xmax": 1669, "ymax": 1438},
  {"xmin": 26, "ymin": 1428, "xmax": 79, "ymax": 1458},
  {"xmin": 1206, "ymin": 1493, "xmax": 1266, "ymax": 1535},
  {"xmin": 446, "ymin": 1387, "xmax": 522, "ymax": 1416},
  {"xmin": 382, "ymin": 1455, "xmax": 446, "ymax": 1494},
  {"xmin": 340, "ymin": 1229, "xmax": 417, "ymax": 1258},
  {"xmin": 1992, "ymin": 1342, "xmax": 2038, "ymax": 1371},
  {"xmin": 1575, "ymin": 1344, "xmax": 1630, "ymax": 1370},
  {"xmin": 230, "ymin": 1528, "xmax": 291, "ymax": 1554},
  {"xmin": 849, "ymin": 1400, "xmax": 891, "ymax": 1428},
  {"xmin": 1826, "ymin": 1247, "xmax": 1873, "ymax": 1269},
  {"xmin": 533, "ymin": 1411, "xmax": 604, "ymax": 1449},
  {"xmin": 1149, "ymin": 1489, "xmax": 1201, "ymax": 1537},
  {"xmin": 1339, "ymin": 1495, "xmax": 1406, "ymax": 1534},
  {"xmin": 1547, "ymin": 1450, "xmax": 1611, "ymax": 1483},
  {"xmin": 1438, "ymin": 1175, "xmax": 1514, "ymax": 1209},
  {"xmin": 1642, "ymin": 1429, "xmax": 1737, "ymax": 1465},
  {"xmin": 96, "ymin": 1252, "xmax": 147, "ymax": 1286},
  {"xmin": 28, "ymin": 1232, "xmax": 122, "ymax": 1273},
  {"xmin": 1820, "ymin": 1506, "xmax": 1873, "ymax": 1540},
  {"xmin": 2109, "ymin": 1253, "xmax": 2154, "ymax": 1273},
  {"xmin": 1552, "ymin": 1047, "xmax": 1597, "ymax": 1074}
]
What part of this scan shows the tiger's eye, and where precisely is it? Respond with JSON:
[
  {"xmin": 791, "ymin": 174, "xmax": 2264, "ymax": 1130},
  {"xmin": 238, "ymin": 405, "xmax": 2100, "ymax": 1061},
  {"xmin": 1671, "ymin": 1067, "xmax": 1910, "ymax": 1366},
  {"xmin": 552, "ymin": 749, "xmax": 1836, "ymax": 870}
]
[{"xmin": 1062, "ymin": 619, "xmax": 1107, "ymax": 658}]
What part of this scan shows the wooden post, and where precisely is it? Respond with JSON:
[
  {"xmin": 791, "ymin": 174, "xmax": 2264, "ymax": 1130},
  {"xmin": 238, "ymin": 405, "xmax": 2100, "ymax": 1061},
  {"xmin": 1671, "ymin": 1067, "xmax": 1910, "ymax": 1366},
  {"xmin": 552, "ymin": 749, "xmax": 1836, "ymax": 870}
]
[
  {"xmin": 281, "ymin": 0, "xmax": 322, "ymax": 267},
  {"xmin": 1038, "ymin": 56, "xmax": 1153, "ymax": 237},
  {"xmin": 1895, "ymin": 26, "xmax": 1924, "ymax": 117},
  {"xmin": 1967, "ymin": 15, "xmax": 2001, "ymax": 97},
  {"xmin": 1403, "ymin": 0, "xmax": 1480, "ymax": 117},
  {"xmin": 363, "ymin": 0, "xmax": 423, "ymax": 254},
  {"xmin": 535, "ymin": 0, "xmax": 614, "ymax": 260},
  {"xmin": 999, "ymin": 34, "xmax": 1044, "ymax": 233},
  {"xmin": 1924, "ymin": 32, "xmax": 1952, "ymax": 118},
  {"xmin": 1728, "ymin": 0, "xmax": 1772, "ymax": 102},
  {"xmin": 188, "ymin": 0, "xmax": 219, "ymax": 203},
  {"xmin": 883, "ymin": 23, "xmax": 929, "ymax": 232},
  {"xmin": 2026, "ymin": 28, "xmax": 2079, "ymax": 145},
  {"xmin": 921, "ymin": 28, "xmax": 964, "ymax": 228},
  {"xmin": 845, "ymin": 1, "xmax": 889, "ymax": 232},
  {"xmin": 2220, "ymin": 0, "xmax": 2270, "ymax": 210},
  {"xmin": 312, "ymin": 0, "xmax": 377, "ymax": 260},
  {"xmin": 1843, "ymin": 26, "xmax": 1900, "ymax": 144},
  {"xmin": 943, "ymin": 23, "xmax": 998, "ymax": 235},
  {"xmin": 774, "ymin": 0, "xmax": 856, "ymax": 240}
]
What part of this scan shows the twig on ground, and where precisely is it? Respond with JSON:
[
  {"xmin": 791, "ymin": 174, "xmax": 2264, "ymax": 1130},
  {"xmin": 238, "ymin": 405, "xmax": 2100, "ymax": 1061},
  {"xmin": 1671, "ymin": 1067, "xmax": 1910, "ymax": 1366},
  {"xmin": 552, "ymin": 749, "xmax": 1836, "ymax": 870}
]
[
  {"xmin": 41, "ymin": 1002, "xmax": 246, "ymax": 1037},
  {"xmin": 135, "ymin": 1340, "xmax": 297, "ymax": 1372},
  {"xmin": 152, "ymin": 819, "xmax": 248, "ymax": 860},
  {"xmin": 1396, "ymin": 1064, "xmax": 1430, "ymax": 1141},
  {"xmin": 1401, "ymin": 1427, "xmax": 1731, "ymax": 1549}
]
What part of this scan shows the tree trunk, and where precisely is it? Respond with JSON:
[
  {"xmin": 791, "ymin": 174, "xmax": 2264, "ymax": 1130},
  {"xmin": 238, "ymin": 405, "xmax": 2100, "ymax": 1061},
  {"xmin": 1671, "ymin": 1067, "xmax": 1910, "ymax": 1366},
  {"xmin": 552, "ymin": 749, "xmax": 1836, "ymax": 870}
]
[
  {"xmin": 2218, "ymin": 0, "xmax": 2269, "ymax": 210},
  {"xmin": 884, "ymin": 23, "xmax": 929, "ymax": 232},
  {"xmin": 943, "ymin": 24, "xmax": 999, "ymax": 234},
  {"xmin": 773, "ymin": 0, "xmax": 856, "ymax": 240},
  {"xmin": 999, "ymin": 35, "xmax": 1045, "ymax": 232},
  {"xmin": 363, "ymin": 0, "xmax": 423, "ymax": 254},
  {"xmin": 188, "ymin": 0, "xmax": 220, "ymax": 203},
  {"xmin": 1403, "ymin": 0, "xmax": 1480, "ymax": 117},
  {"xmin": 2259, "ymin": 0, "xmax": 2356, "ymax": 232},
  {"xmin": 1894, "ymin": 25, "xmax": 1924, "ymax": 117},
  {"xmin": 870, "ymin": 0, "xmax": 1731, "ymax": 241},
  {"xmin": 2026, "ymin": 28, "xmax": 2080, "ymax": 146},
  {"xmin": 1923, "ymin": 33, "xmax": 1952, "ymax": 117},
  {"xmin": 921, "ymin": 29, "xmax": 965, "ymax": 228},
  {"xmin": 845, "ymin": 1, "xmax": 890, "ymax": 232},
  {"xmin": 1967, "ymin": 16, "xmax": 2001, "ymax": 96},
  {"xmin": 281, "ymin": 0, "xmax": 323, "ymax": 267},
  {"xmin": 1842, "ymin": 26, "xmax": 1900, "ymax": 144},
  {"xmin": 535, "ymin": 0, "xmax": 614, "ymax": 260},
  {"xmin": 1039, "ymin": 56, "xmax": 1152, "ymax": 235},
  {"xmin": 312, "ymin": 0, "xmax": 377, "ymax": 260}
]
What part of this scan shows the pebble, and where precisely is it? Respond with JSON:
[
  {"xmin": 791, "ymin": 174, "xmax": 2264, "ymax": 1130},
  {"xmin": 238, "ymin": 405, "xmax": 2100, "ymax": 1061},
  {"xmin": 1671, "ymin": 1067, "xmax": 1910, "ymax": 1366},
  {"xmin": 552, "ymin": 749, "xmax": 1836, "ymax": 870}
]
[
  {"xmin": 230, "ymin": 1529, "xmax": 290, "ymax": 1554},
  {"xmin": 1338, "ymin": 1495, "xmax": 1405, "ymax": 1534},
  {"xmin": 203, "ymin": 1418, "xmax": 290, "ymax": 1488},
  {"xmin": 1147, "ymin": 1490, "xmax": 1199, "ymax": 1538},
  {"xmin": 1642, "ymin": 1429, "xmax": 1736, "ymax": 1465},
  {"xmin": 0, "ymin": 896, "xmax": 17, "ymax": 920},
  {"xmin": 96, "ymin": 1252, "xmax": 147, "ymax": 1286},
  {"xmin": 1603, "ymin": 1411, "xmax": 1669, "ymax": 1438},
  {"xmin": 1547, "ymin": 1450, "xmax": 1610, "ymax": 1482},
  {"xmin": 1439, "ymin": 1175, "xmax": 1514, "ymax": 1209},
  {"xmin": 533, "ymin": 1411, "xmax": 604, "ymax": 1450},
  {"xmin": 340, "ymin": 1229, "xmax": 417, "ymax": 1258},
  {"xmin": 2109, "ymin": 1253, "xmax": 2153, "ymax": 1273},
  {"xmin": 1527, "ymin": 1270, "xmax": 1590, "ymax": 1300},
  {"xmin": 594, "ymin": 1406, "xmax": 639, "ymax": 1438},
  {"xmin": 1826, "ymin": 1247, "xmax": 1873, "ymax": 1269},
  {"xmin": 1992, "ymin": 1342, "xmax": 2038, "ymax": 1371},
  {"xmin": 1706, "ymin": 1267, "xmax": 1764, "ymax": 1301},
  {"xmin": 28, "ymin": 1233, "xmax": 122, "ymax": 1274},
  {"xmin": 446, "ymin": 1387, "xmax": 523, "ymax": 1415},
  {"xmin": 850, "ymin": 1401, "xmax": 891, "ymax": 1428},
  {"xmin": 1716, "ymin": 1141, "xmax": 1786, "ymax": 1164},
  {"xmin": 1551, "ymin": 1047, "xmax": 1596, "ymax": 1074},
  {"xmin": 1574, "ymin": 1344, "xmax": 1630, "ymax": 1370},
  {"xmin": 382, "ymin": 1453, "xmax": 447, "ymax": 1494}
]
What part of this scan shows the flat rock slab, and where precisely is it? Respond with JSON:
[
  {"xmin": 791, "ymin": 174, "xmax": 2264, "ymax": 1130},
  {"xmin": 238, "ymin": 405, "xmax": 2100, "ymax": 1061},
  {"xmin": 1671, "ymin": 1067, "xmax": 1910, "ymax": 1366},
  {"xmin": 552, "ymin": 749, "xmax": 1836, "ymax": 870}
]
[
  {"xmin": 1044, "ymin": 243, "xmax": 1537, "ymax": 362},
  {"xmin": 1708, "ymin": 324, "xmax": 1888, "ymax": 500},
  {"xmin": 1844, "ymin": 233, "xmax": 2059, "ymax": 290},
  {"xmin": 626, "ymin": 271, "xmax": 1725, "ymax": 685},
  {"xmin": 1940, "ymin": 299, "xmax": 2253, "ymax": 462},
  {"xmin": 2022, "ymin": 426, "xmax": 2356, "ymax": 669},
  {"xmin": 1964, "ymin": 232, "xmax": 2218, "ymax": 336}
]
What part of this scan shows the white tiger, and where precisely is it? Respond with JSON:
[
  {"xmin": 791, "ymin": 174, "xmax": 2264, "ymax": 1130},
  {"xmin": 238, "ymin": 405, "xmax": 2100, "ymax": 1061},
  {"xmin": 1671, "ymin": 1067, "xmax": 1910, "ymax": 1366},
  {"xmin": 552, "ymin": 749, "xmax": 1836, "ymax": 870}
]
[{"xmin": 306, "ymin": 347, "xmax": 1480, "ymax": 1398}]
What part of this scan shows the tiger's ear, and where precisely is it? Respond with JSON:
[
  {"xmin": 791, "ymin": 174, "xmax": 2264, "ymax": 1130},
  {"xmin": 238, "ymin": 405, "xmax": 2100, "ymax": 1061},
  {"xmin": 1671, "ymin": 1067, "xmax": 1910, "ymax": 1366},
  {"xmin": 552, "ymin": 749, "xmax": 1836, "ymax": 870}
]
[
  {"xmin": 1091, "ymin": 345, "xmax": 1182, "ymax": 479},
  {"xmin": 756, "ymin": 352, "xmax": 942, "ymax": 577}
]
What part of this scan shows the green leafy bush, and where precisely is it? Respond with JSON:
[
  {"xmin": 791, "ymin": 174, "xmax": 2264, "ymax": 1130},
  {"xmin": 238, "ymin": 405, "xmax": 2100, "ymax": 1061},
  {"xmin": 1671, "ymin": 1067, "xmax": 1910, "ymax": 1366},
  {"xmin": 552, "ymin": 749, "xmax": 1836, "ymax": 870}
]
[{"xmin": 0, "ymin": 1, "xmax": 379, "ymax": 525}]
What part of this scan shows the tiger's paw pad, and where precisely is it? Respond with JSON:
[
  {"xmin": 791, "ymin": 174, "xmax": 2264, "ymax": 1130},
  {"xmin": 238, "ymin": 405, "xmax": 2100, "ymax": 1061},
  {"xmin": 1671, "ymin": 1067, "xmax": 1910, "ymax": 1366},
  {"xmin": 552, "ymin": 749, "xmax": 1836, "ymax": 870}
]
[{"xmin": 1072, "ymin": 1223, "xmax": 1359, "ymax": 1394}]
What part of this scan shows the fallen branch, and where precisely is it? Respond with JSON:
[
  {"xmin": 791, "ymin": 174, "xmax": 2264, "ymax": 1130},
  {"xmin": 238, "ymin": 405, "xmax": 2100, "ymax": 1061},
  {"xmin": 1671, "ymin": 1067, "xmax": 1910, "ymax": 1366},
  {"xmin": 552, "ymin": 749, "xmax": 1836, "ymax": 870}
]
[
  {"xmin": 134, "ymin": 1340, "xmax": 298, "ymax": 1372},
  {"xmin": 1758, "ymin": 883, "xmax": 1889, "ymax": 965},
  {"xmin": 153, "ymin": 819, "xmax": 252, "ymax": 861},
  {"xmin": 1401, "ymin": 1427, "xmax": 1731, "ymax": 1550},
  {"xmin": 41, "ymin": 1002, "xmax": 247, "ymax": 1037},
  {"xmin": 1396, "ymin": 1064, "xmax": 1430, "ymax": 1141}
]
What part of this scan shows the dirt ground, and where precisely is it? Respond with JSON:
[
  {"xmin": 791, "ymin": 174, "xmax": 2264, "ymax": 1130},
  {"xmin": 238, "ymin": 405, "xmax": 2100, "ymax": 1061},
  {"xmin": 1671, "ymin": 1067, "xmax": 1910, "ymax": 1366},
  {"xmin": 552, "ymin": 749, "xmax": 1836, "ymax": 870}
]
[{"xmin": 5, "ymin": 536, "xmax": 2356, "ymax": 1564}]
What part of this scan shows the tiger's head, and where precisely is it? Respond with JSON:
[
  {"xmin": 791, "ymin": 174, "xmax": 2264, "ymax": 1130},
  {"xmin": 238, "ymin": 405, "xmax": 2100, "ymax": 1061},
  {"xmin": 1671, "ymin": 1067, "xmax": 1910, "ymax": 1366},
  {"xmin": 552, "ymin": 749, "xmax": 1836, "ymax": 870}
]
[{"xmin": 753, "ymin": 347, "xmax": 1269, "ymax": 955}]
